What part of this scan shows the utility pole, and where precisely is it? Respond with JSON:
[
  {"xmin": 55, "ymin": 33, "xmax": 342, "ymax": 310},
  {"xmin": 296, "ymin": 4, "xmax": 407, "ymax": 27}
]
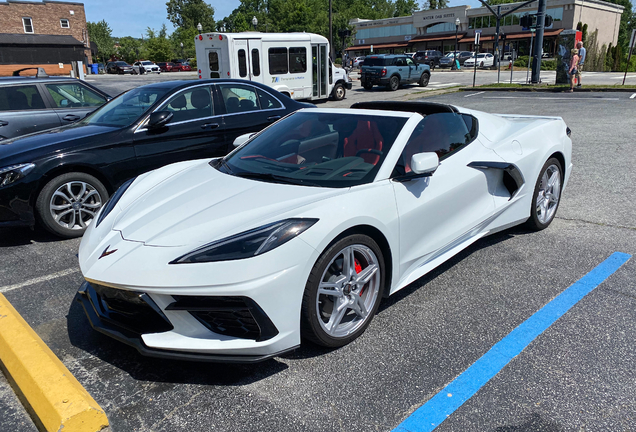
[
  {"xmin": 494, "ymin": 5, "xmax": 501, "ymax": 81},
  {"xmin": 531, "ymin": 0, "xmax": 546, "ymax": 83},
  {"xmin": 329, "ymin": 0, "xmax": 334, "ymax": 59}
]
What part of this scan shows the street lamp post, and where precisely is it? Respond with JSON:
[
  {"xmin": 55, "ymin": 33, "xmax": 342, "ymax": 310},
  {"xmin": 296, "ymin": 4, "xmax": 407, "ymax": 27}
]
[
  {"xmin": 197, "ymin": 23, "xmax": 202, "ymax": 35},
  {"xmin": 180, "ymin": 42, "xmax": 184, "ymax": 59},
  {"xmin": 454, "ymin": 18, "xmax": 460, "ymax": 70},
  {"xmin": 252, "ymin": 16, "xmax": 258, "ymax": 31}
]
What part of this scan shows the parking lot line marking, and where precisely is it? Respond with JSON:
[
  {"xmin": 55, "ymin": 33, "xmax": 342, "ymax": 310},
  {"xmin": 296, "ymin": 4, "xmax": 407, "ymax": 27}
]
[
  {"xmin": 630, "ymin": 93, "xmax": 636, "ymax": 99},
  {"xmin": 483, "ymin": 96, "xmax": 620, "ymax": 101},
  {"xmin": 393, "ymin": 251, "xmax": 631, "ymax": 432},
  {"xmin": 0, "ymin": 268, "xmax": 80, "ymax": 293},
  {"xmin": 464, "ymin": 91, "xmax": 485, "ymax": 98}
]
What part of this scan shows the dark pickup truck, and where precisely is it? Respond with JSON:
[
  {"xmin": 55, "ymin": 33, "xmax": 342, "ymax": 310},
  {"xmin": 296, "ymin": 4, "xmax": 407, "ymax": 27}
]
[{"xmin": 360, "ymin": 55, "xmax": 431, "ymax": 91}]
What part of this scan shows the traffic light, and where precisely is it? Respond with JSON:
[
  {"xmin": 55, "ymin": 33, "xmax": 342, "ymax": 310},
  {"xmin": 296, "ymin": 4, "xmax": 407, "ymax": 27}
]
[
  {"xmin": 520, "ymin": 15, "xmax": 533, "ymax": 28},
  {"xmin": 500, "ymin": 33, "xmax": 506, "ymax": 41},
  {"xmin": 544, "ymin": 15, "xmax": 553, "ymax": 27}
]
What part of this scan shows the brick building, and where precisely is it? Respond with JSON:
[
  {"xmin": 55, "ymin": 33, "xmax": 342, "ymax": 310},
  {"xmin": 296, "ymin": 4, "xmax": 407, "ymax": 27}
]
[{"xmin": 0, "ymin": 0, "xmax": 91, "ymax": 76}]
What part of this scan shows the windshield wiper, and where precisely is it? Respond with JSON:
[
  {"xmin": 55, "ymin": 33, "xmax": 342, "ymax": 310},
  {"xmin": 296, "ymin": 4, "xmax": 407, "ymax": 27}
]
[
  {"xmin": 219, "ymin": 158, "xmax": 233, "ymax": 174},
  {"xmin": 234, "ymin": 171, "xmax": 321, "ymax": 187}
]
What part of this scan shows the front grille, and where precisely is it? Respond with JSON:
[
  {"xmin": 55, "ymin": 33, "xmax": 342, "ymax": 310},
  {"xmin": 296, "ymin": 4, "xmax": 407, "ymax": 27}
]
[
  {"xmin": 166, "ymin": 296, "xmax": 278, "ymax": 342},
  {"xmin": 90, "ymin": 283, "xmax": 173, "ymax": 334}
]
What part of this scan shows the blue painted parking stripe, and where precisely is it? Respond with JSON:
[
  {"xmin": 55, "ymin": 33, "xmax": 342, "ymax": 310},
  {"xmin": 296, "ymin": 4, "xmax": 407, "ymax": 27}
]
[{"xmin": 394, "ymin": 251, "xmax": 631, "ymax": 432}]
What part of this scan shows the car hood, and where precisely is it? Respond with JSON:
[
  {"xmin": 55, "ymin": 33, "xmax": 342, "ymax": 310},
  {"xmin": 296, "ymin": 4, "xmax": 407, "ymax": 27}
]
[
  {"xmin": 0, "ymin": 123, "xmax": 120, "ymax": 163},
  {"xmin": 112, "ymin": 160, "xmax": 346, "ymax": 248}
]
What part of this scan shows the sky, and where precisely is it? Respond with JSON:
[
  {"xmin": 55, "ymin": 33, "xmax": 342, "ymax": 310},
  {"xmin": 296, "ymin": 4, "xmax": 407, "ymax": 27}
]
[{"xmin": 81, "ymin": 0, "xmax": 483, "ymax": 38}]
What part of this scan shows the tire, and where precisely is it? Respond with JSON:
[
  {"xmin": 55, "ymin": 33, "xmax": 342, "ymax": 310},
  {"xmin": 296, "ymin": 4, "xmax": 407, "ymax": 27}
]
[
  {"xmin": 480, "ymin": 61, "xmax": 484, "ymax": 68},
  {"xmin": 332, "ymin": 83, "xmax": 346, "ymax": 101},
  {"xmin": 35, "ymin": 172, "xmax": 109, "ymax": 238},
  {"xmin": 525, "ymin": 158, "xmax": 563, "ymax": 231},
  {"xmin": 363, "ymin": 81, "xmax": 373, "ymax": 90},
  {"xmin": 301, "ymin": 234, "xmax": 385, "ymax": 348},
  {"xmin": 387, "ymin": 76, "xmax": 400, "ymax": 91},
  {"xmin": 419, "ymin": 72, "xmax": 430, "ymax": 87}
]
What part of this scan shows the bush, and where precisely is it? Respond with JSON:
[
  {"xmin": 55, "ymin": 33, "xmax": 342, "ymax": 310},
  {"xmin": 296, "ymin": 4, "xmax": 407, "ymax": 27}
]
[
  {"xmin": 513, "ymin": 56, "xmax": 556, "ymax": 70},
  {"xmin": 189, "ymin": 58, "xmax": 197, "ymax": 69}
]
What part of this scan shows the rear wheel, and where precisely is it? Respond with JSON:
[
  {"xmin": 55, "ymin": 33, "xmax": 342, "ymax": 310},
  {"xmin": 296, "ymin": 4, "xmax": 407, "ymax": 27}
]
[
  {"xmin": 526, "ymin": 158, "xmax": 563, "ymax": 230},
  {"xmin": 387, "ymin": 76, "xmax": 400, "ymax": 91},
  {"xmin": 419, "ymin": 72, "xmax": 430, "ymax": 87},
  {"xmin": 363, "ymin": 81, "xmax": 373, "ymax": 90},
  {"xmin": 301, "ymin": 234, "xmax": 385, "ymax": 348},
  {"xmin": 36, "ymin": 172, "xmax": 109, "ymax": 238}
]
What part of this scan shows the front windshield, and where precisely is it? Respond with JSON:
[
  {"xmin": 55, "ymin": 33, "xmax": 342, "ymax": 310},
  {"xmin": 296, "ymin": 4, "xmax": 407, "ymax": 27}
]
[
  {"xmin": 142, "ymin": 61, "xmax": 153, "ymax": 65},
  {"xmin": 220, "ymin": 112, "xmax": 408, "ymax": 188},
  {"xmin": 477, "ymin": 54, "xmax": 486, "ymax": 58},
  {"xmin": 79, "ymin": 86, "xmax": 170, "ymax": 128}
]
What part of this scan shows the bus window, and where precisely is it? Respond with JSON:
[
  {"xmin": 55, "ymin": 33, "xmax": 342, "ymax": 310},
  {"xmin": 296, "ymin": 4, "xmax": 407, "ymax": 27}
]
[
  {"xmin": 252, "ymin": 49, "xmax": 260, "ymax": 76},
  {"xmin": 289, "ymin": 47, "xmax": 307, "ymax": 74},
  {"xmin": 238, "ymin": 49, "xmax": 247, "ymax": 77},
  {"xmin": 209, "ymin": 51, "xmax": 220, "ymax": 78},
  {"xmin": 269, "ymin": 47, "xmax": 288, "ymax": 75}
]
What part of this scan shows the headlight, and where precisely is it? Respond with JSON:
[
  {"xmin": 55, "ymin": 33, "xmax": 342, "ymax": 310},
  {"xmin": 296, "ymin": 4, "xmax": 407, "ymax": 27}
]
[
  {"xmin": 95, "ymin": 177, "xmax": 136, "ymax": 227},
  {"xmin": 0, "ymin": 163, "xmax": 35, "ymax": 188},
  {"xmin": 171, "ymin": 218, "xmax": 318, "ymax": 264}
]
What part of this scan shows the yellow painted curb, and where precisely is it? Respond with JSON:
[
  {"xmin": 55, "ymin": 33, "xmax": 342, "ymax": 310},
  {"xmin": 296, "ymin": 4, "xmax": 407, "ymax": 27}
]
[{"xmin": 0, "ymin": 293, "xmax": 108, "ymax": 432}]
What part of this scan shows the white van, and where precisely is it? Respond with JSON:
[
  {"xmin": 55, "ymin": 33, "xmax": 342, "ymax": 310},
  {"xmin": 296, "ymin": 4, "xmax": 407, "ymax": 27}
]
[{"xmin": 195, "ymin": 32, "xmax": 351, "ymax": 101}]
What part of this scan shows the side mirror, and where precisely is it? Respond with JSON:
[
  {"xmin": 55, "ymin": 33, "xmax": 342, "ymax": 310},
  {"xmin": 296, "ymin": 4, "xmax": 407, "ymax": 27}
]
[
  {"xmin": 60, "ymin": 99, "xmax": 69, "ymax": 107},
  {"xmin": 411, "ymin": 152, "xmax": 439, "ymax": 176},
  {"xmin": 233, "ymin": 132, "xmax": 256, "ymax": 147},
  {"xmin": 147, "ymin": 111, "xmax": 173, "ymax": 129}
]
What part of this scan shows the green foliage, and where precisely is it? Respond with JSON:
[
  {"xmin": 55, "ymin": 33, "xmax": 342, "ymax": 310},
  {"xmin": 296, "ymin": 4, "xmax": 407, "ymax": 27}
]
[
  {"xmin": 166, "ymin": 0, "xmax": 216, "ymax": 32},
  {"xmin": 582, "ymin": 23, "xmax": 588, "ymax": 44},
  {"xmin": 145, "ymin": 25, "xmax": 174, "ymax": 62},
  {"xmin": 422, "ymin": 0, "xmax": 448, "ymax": 9},
  {"xmin": 394, "ymin": 0, "xmax": 418, "ymax": 16},
  {"xmin": 170, "ymin": 27, "xmax": 199, "ymax": 59},
  {"xmin": 87, "ymin": 20, "xmax": 114, "ymax": 63},
  {"xmin": 117, "ymin": 37, "xmax": 146, "ymax": 63},
  {"xmin": 599, "ymin": 0, "xmax": 634, "ymax": 50},
  {"xmin": 513, "ymin": 56, "xmax": 555, "ymax": 70},
  {"xmin": 483, "ymin": 0, "xmax": 519, "ymax": 5}
]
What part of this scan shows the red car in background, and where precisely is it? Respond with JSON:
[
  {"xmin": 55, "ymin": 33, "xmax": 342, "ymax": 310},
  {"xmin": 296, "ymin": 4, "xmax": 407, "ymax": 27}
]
[
  {"xmin": 174, "ymin": 62, "xmax": 192, "ymax": 71},
  {"xmin": 157, "ymin": 62, "xmax": 179, "ymax": 72}
]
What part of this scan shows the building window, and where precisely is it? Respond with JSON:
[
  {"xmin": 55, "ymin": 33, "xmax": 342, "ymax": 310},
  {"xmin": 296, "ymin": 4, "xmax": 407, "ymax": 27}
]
[
  {"xmin": 427, "ymin": 22, "xmax": 455, "ymax": 34},
  {"xmin": 22, "ymin": 17, "xmax": 34, "ymax": 33},
  {"xmin": 60, "ymin": 19, "xmax": 70, "ymax": 28}
]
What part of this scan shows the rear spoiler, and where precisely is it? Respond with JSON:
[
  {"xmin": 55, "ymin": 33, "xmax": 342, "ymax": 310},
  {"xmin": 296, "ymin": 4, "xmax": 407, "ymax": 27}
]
[{"xmin": 12, "ymin": 67, "xmax": 49, "ymax": 77}]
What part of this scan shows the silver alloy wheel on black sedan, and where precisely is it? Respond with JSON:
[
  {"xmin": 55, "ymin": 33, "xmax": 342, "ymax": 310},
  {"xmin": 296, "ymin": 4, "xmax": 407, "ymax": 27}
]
[
  {"xmin": 527, "ymin": 157, "xmax": 563, "ymax": 230},
  {"xmin": 36, "ymin": 172, "xmax": 108, "ymax": 238},
  {"xmin": 301, "ymin": 234, "xmax": 385, "ymax": 347}
]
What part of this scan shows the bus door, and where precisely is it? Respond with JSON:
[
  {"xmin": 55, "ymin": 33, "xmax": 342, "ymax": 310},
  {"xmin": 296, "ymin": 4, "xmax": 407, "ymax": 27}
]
[
  {"xmin": 311, "ymin": 44, "xmax": 329, "ymax": 100},
  {"xmin": 206, "ymin": 48, "xmax": 223, "ymax": 78},
  {"xmin": 246, "ymin": 39, "xmax": 263, "ymax": 84}
]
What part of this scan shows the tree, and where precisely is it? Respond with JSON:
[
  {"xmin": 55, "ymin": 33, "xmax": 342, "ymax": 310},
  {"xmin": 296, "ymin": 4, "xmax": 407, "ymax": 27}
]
[
  {"xmin": 422, "ymin": 0, "xmax": 449, "ymax": 9},
  {"xmin": 87, "ymin": 20, "xmax": 114, "ymax": 63},
  {"xmin": 117, "ymin": 37, "xmax": 146, "ymax": 63},
  {"xmin": 600, "ymin": 0, "xmax": 634, "ymax": 50},
  {"xmin": 394, "ymin": 0, "xmax": 418, "ymax": 16},
  {"xmin": 145, "ymin": 25, "xmax": 174, "ymax": 62},
  {"xmin": 166, "ymin": 0, "xmax": 216, "ymax": 32}
]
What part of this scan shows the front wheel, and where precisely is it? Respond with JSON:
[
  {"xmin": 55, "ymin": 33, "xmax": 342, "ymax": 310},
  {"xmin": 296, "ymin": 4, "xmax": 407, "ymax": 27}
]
[
  {"xmin": 387, "ymin": 76, "xmax": 400, "ymax": 91},
  {"xmin": 332, "ymin": 83, "xmax": 346, "ymax": 101},
  {"xmin": 363, "ymin": 81, "xmax": 373, "ymax": 90},
  {"xmin": 526, "ymin": 158, "xmax": 563, "ymax": 230},
  {"xmin": 36, "ymin": 172, "xmax": 109, "ymax": 238},
  {"xmin": 480, "ymin": 61, "xmax": 484, "ymax": 68},
  {"xmin": 301, "ymin": 234, "xmax": 385, "ymax": 348},
  {"xmin": 419, "ymin": 72, "xmax": 430, "ymax": 87}
]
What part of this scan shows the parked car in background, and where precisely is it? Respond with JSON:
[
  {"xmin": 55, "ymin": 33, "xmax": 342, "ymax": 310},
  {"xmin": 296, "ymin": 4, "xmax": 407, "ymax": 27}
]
[
  {"xmin": 0, "ymin": 70, "xmax": 110, "ymax": 140},
  {"xmin": 438, "ymin": 51, "xmax": 474, "ymax": 68},
  {"xmin": 157, "ymin": 62, "xmax": 179, "ymax": 72},
  {"xmin": 361, "ymin": 54, "xmax": 430, "ymax": 91},
  {"xmin": 0, "ymin": 79, "xmax": 311, "ymax": 237},
  {"xmin": 413, "ymin": 50, "xmax": 443, "ymax": 69},
  {"xmin": 353, "ymin": 56, "xmax": 366, "ymax": 68},
  {"xmin": 463, "ymin": 53, "xmax": 495, "ymax": 68},
  {"xmin": 175, "ymin": 62, "xmax": 192, "ymax": 72},
  {"xmin": 132, "ymin": 61, "xmax": 160, "ymax": 74},
  {"xmin": 106, "ymin": 61, "xmax": 134, "ymax": 74},
  {"xmin": 171, "ymin": 59, "xmax": 187, "ymax": 65}
]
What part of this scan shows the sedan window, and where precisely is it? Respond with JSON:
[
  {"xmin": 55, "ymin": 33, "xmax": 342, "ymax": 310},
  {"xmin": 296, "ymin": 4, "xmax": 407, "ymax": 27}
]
[
  {"xmin": 221, "ymin": 112, "xmax": 408, "ymax": 188},
  {"xmin": 219, "ymin": 84, "xmax": 260, "ymax": 113},
  {"xmin": 159, "ymin": 87, "xmax": 213, "ymax": 123},
  {"xmin": 45, "ymin": 83, "xmax": 106, "ymax": 108},
  {"xmin": 80, "ymin": 87, "xmax": 169, "ymax": 127},
  {"xmin": 0, "ymin": 85, "xmax": 45, "ymax": 111}
]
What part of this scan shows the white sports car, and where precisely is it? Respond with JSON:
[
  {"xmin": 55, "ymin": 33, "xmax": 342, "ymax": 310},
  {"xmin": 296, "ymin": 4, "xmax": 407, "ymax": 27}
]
[{"xmin": 76, "ymin": 102, "xmax": 572, "ymax": 362}]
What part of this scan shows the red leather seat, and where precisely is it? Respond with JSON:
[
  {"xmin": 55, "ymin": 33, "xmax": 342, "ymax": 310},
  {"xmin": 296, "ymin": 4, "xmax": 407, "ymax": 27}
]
[{"xmin": 343, "ymin": 120, "xmax": 383, "ymax": 165}]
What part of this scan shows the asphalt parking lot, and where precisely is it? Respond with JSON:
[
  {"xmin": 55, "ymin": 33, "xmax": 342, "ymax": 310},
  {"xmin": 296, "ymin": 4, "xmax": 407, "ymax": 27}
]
[{"xmin": 1, "ymin": 91, "xmax": 635, "ymax": 432}]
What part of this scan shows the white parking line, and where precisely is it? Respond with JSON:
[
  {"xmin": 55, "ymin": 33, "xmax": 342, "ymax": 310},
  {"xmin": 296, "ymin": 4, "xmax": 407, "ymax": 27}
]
[
  {"xmin": 464, "ymin": 91, "xmax": 485, "ymax": 97},
  {"xmin": 484, "ymin": 96, "xmax": 620, "ymax": 100},
  {"xmin": 0, "ymin": 268, "xmax": 80, "ymax": 293},
  {"xmin": 430, "ymin": 82, "xmax": 460, "ymax": 88},
  {"xmin": 630, "ymin": 93, "xmax": 636, "ymax": 99}
]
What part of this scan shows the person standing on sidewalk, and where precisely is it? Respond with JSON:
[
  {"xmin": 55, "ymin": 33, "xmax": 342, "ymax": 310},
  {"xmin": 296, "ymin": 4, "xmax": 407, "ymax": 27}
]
[
  {"xmin": 576, "ymin": 41, "xmax": 586, "ymax": 87},
  {"xmin": 568, "ymin": 48, "xmax": 580, "ymax": 92}
]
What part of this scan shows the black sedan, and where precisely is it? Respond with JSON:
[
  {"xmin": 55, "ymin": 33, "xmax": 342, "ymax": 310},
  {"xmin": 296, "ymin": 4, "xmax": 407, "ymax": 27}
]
[
  {"xmin": 0, "ymin": 79, "xmax": 310, "ymax": 238},
  {"xmin": 438, "ymin": 51, "xmax": 474, "ymax": 68},
  {"xmin": 106, "ymin": 61, "xmax": 134, "ymax": 74}
]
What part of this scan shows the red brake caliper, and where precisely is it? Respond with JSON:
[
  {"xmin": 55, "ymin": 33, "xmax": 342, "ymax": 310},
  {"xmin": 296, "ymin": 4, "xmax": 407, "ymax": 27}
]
[{"xmin": 354, "ymin": 259, "xmax": 365, "ymax": 296}]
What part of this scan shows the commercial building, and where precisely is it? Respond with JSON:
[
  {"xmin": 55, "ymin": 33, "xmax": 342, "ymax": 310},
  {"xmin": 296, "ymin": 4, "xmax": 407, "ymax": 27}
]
[
  {"xmin": 0, "ymin": 0, "xmax": 91, "ymax": 76},
  {"xmin": 347, "ymin": 0, "xmax": 623, "ymax": 57}
]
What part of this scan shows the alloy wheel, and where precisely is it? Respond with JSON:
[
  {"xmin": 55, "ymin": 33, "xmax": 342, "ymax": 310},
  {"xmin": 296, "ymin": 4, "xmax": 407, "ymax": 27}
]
[
  {"xmin": 49, "ymin": 181, "xmax": 103, "ymax": 230},
  {"xmin": 535, "ymin": 164, "xmax": 561, "ymax": 224}
]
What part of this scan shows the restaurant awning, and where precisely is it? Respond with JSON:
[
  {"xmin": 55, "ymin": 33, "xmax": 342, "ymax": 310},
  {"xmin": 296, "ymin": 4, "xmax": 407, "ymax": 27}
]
[
  {"xmin": 345, "ymin": 41, "xmax": 409, "ymax": 51},
  {"xmin": 458, "ymin": 28, "xmax": 563, "ymax": 43},
  {"xmin": 408, "ymin": 33, "xmax": 467, "ymax": 44}
]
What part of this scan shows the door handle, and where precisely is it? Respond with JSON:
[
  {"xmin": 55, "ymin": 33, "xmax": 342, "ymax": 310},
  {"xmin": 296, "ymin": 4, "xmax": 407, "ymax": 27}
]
[
  {"xmin": 267, "ymin": 115, "xmax": 281, "ymax": 121},
  {"xmin": 0, "ymin": 120, "xmax": 8, "ymax": 127},
  {"xmin": 63, "ymin": 114, "xmax": 81, "ymax": 121},
  {"xmin": 201, "ymin": 123, "xmax": 219, "ymax": 129}
]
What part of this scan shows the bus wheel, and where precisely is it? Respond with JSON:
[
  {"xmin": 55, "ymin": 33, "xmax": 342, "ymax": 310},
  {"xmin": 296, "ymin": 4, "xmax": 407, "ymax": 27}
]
[{"xmin": 332, "ymin": 83, "xmax": 346, "ymax": 101}]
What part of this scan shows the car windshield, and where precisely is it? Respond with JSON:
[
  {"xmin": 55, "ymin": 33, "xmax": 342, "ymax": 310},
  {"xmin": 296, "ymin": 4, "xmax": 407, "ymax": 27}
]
[
  {"xmin": 78, "ymin": 86, "xmax": 170, "ymax": 128},
  {"xmin": 116, "ymin": 62, "xmax": 129, "ymax": 66},
  {"xmin": 477, "ymin": 54, "xmax": 487, "ymax": 58},
  {"xmin": 142, "ymin": 61, "xmax": 153, "ymax": 65},
  {"xmin": 218, "ymin": 111, "xmax": 408, "ymax": 188}
]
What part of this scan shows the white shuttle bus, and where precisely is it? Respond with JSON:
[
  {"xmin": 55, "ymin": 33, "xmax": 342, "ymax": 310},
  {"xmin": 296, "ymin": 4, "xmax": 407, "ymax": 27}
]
[{"xmin": 194, "ymin": 32, "xmax": 351, "ymax": 101}]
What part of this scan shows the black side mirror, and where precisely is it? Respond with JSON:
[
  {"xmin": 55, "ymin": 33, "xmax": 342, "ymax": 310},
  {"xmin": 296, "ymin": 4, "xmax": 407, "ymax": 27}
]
[{"xmin": 147, "ymin": 111, "xmax": 173, "ymax": 129}]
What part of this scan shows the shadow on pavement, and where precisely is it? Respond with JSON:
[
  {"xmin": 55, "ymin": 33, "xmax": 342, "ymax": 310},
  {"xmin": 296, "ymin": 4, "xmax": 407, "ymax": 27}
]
[
  {"xmin": 495, "ymin": 412, "xmax": 566, "ymax": 431},
  {"xmin": 66, "ymin": 300, "xmax": 289, "ymax": 386},
  {"xmin": 0, "ymin": 226, "xmax": 64, "ymax": 247}
]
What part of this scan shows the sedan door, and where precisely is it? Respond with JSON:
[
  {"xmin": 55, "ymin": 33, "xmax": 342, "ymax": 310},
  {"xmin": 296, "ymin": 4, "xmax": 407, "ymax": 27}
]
[
  {"xmin": 42, "ymin": 82, "xmax": 108, "ymax": 125},
  {"xmin": 0, "ymin": 83, "xmax": 60, "ymax": 139},
  {"xmin": 391, "ymin": 113, "xmax": 498, "ymax": 280},
  {"xmin": 132, "ymin": 84, "xmax": 227, "ymax": 175},
  {"xmin": 217, "ymin": 83, "xmax": 288, "ymax": 153}
]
